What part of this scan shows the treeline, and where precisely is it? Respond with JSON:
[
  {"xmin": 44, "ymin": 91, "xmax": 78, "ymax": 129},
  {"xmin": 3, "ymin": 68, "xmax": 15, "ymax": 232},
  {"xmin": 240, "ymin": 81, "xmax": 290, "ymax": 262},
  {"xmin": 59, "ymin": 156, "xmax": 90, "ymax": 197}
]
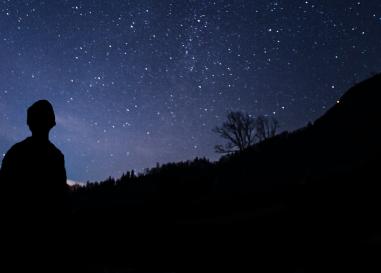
[
  {"xmin": 64, "ymin": 74, "xmax": 381, "ymax": 272},
  {"xmin": 69, "ymin": 124, "xmax": 318, "ymax": 222}
]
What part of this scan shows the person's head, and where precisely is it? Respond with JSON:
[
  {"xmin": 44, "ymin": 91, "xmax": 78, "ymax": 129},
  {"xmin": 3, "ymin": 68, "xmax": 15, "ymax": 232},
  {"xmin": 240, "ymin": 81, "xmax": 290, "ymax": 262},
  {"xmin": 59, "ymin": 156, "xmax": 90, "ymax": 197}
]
[{"xmin": 27, "ymin": 100, "xmax": 56, "ymax": 137}]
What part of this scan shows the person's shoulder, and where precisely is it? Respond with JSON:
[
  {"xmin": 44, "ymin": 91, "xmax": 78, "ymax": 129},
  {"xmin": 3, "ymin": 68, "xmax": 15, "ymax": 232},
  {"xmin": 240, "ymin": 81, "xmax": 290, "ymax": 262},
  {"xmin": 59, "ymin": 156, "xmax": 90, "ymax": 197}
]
[
  {"xmin": 5, "ymin": 137, "xmax": 32, "ymax": 155},
  {"xmin": 48, "ymin": 141, "xmax": 64, "ymax": 158}
]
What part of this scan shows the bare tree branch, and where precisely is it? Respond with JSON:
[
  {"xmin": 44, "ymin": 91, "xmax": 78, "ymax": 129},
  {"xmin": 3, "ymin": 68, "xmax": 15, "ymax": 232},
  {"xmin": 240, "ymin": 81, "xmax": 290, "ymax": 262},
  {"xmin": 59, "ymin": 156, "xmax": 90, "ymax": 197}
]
[{"xmin": 213, "ymin": 111, "xmax": 279, "ymax": 154}]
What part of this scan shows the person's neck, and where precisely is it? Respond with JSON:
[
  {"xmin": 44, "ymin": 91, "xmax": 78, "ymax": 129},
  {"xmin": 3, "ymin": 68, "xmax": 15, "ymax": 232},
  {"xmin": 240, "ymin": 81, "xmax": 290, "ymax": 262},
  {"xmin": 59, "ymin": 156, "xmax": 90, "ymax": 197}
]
[{"xmin": 31, "ymin": 132, "xmax": 50, "ymax": 142}]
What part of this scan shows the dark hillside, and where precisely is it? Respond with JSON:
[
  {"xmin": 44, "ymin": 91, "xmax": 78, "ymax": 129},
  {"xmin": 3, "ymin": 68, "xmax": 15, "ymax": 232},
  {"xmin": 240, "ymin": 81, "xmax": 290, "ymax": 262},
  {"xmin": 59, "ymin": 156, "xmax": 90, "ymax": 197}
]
[{"xmin": 67, "ymin": 74, "xmax": 381, "ymax": 272}]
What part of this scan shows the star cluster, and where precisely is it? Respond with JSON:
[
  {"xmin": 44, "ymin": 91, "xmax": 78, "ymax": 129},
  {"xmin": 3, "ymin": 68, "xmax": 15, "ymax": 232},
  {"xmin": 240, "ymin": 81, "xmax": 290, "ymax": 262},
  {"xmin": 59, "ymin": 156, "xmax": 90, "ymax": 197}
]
[{"xmin": 0, "ymin": 0, "xmax": 380, "ymax": 182}]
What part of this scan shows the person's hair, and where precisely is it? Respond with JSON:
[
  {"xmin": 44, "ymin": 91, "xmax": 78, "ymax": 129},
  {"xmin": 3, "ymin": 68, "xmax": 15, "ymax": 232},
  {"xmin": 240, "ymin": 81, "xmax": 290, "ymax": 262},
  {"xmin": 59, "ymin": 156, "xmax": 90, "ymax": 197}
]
[{"xmin": 27, "ymin": 100, "xmax": 56, "ymax": 130}]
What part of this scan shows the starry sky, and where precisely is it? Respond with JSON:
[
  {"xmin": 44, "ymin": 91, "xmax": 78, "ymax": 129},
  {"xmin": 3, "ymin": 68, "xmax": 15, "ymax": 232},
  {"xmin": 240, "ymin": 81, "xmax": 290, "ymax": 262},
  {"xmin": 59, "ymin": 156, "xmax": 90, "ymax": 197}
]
[{"xmin": 0, "ymin": 0, "xmax": 380, "ymax": 183}]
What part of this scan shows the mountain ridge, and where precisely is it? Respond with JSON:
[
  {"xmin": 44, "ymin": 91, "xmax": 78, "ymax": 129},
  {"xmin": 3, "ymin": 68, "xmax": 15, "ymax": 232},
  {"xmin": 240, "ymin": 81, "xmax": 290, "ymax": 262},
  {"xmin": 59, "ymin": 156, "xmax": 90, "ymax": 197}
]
[{"xmin": 66, "ymin": 74, "xmax": 381, "ymax": 272}]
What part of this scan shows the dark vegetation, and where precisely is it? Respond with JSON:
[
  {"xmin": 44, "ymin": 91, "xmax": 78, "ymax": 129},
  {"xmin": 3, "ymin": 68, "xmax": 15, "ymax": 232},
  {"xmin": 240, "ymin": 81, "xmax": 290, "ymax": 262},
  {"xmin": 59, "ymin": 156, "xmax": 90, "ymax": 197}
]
[
  {"xmin": 213, "ymin": 111, "xmax": 279, "ymax": 153},
  {"xmin": 68, "ymin": 74, "xmax": 381, "ymax": 272}
]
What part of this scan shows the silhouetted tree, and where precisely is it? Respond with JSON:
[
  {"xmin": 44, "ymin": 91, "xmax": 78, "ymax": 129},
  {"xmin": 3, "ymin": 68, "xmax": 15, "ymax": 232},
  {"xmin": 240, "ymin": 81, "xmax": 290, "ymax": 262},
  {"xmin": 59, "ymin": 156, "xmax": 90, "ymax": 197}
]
[
  {"xmin": 213, "ymin": 111, "xmax": 279, "ymax": 153},
  {"xmin": 213, "ymin": 111, "xmax": 257, "ymax": 153},
  {"xmin": 255, "ymin": 115, "xmax": 279, "ymax": 142}
]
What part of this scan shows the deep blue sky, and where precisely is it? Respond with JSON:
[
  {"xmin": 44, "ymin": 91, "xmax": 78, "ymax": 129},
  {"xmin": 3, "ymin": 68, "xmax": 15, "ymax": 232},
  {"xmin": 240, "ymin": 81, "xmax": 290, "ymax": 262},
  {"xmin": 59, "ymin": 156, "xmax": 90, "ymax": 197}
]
[{"xmin": 0, "ymin": 0, "xmax": 380, "ymax": 183}]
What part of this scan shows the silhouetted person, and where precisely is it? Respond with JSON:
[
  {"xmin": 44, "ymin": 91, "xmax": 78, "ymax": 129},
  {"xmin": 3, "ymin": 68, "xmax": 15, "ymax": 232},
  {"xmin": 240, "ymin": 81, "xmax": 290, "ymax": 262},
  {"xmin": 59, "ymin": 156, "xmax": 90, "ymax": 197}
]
[
  {"xmin": 0, "ymin": 100, "xmax": 70, "ymax": 272},
  {"xmin": 0, "ymin": 100, "xmax": 68, "ymax": 208}
]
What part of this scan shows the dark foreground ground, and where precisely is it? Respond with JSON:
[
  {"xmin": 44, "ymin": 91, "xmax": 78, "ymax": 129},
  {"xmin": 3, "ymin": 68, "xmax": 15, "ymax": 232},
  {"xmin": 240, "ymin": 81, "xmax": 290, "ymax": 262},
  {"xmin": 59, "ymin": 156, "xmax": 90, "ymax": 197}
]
[{"xmin": 67, "ymin": 186, "xmax": 381, "ymax": 273}]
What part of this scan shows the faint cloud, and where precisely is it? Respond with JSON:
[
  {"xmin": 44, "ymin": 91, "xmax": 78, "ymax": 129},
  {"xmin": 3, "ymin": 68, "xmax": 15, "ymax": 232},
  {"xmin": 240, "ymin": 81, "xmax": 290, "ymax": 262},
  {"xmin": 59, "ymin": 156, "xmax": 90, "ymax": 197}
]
[
  {"xmin": 55, "ymin": 114, "xmax": 90, "ymax": 135},
  {"xmin": 67, "ymin": 179, "xmax": 85, "ymax": 186}
]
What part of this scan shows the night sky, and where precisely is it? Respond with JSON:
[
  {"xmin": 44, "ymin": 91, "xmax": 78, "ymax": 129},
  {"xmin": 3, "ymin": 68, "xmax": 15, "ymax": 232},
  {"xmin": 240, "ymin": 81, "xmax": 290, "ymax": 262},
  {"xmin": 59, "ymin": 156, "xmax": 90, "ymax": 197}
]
[{"xmin": 0, "ymin": 1, "xmax": 380, "ymax": 183}]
